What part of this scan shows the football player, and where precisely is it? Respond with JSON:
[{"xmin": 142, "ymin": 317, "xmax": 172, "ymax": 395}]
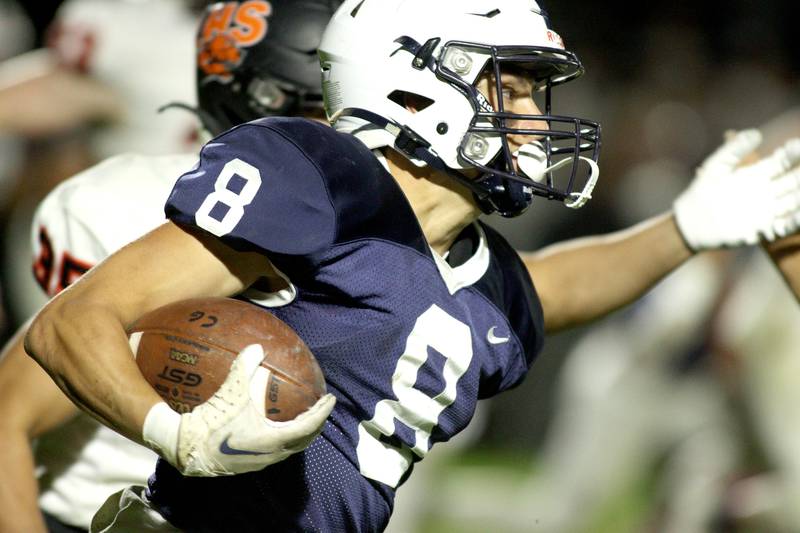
[
  {"xmin": 23, "ymin": 1, "xmax": 800, "ymax": 531},
  {"xmin": 0, "ymin": 2, "xmax": 338, "ymax": 532}
]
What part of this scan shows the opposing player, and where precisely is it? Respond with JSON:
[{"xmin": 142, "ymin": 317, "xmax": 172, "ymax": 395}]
[
  {"xmin": 24, "ymin": 1, "xmax": 800, "ymax": 531},
  {"xmin": 0, "ymin": 0, "xmax": 201, "ymax": 153},
  {"xmin": 490, "ymin": 119, "xmax": 800, "ymax": 533},
  {"xmin": 0, "ymin": 0, "xmax": 203, "ymax": 336},
  {"xmin": 0, "ymin": 2, "xmax": 338, "ymax": 532}
]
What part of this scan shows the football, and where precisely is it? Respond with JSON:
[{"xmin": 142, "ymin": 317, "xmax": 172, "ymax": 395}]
[{"xmin": 127, "ymin": 297, "xmax": 326, "ymax": 421}]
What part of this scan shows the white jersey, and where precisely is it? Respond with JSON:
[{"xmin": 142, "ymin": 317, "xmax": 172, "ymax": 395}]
[
  {"xmin": 31, "ymin": 152, "xmax": 198, "ymax": 528},
  {"xmin": 49, "ymin": 0, "xmax": 199, "ymax": 157}
]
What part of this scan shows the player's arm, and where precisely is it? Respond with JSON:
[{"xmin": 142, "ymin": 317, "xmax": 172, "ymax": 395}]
[
  {"xmin": 26, "ymin": 221, "xmax": 247, "ymax": 441},
  {"xmin": 523, "ymin": 212, "xmax": 690, "ymax": 333},
  {"xmin": 526, "ymin": 130, "xmax": 800, "ymax": 333},
  {"xmin": 763, "ymin": 234, "xmax": 800, "ymax": 300},
  {"xmin": 0, "ymin": 323, "xmax": 79, "ymax": 533},
  {"xmin": 26, "ymin": 220, "xmax": 333, "ymax": 478},
  {"xmin": 0, "ymin": 49, "xmax": 123, "ymax": 137}
]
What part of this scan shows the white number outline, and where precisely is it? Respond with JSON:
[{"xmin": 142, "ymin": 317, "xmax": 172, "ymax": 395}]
[
  {"xmin": 195, "ymin": 158, "xmax": 262, "ymax": 236},
  {"xmin": 356, "ymin": 304, "xmax": 473, "ymax": 487}
]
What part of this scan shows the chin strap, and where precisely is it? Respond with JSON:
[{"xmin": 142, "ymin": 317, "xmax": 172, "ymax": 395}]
[
  {"xmin": 516, "ymin": 141, "xmax": 600, "ymax": 209},
  {"xmin": 518, "ymin": 153, "xmax": 599, "ymax": 209},
  {"xmin": 563, "ymin": 157, "xmax": 599, "ymax": 209}
]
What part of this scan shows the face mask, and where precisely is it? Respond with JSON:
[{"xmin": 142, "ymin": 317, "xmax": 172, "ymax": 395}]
[{"xmin": 516, "ymin": 140, "xmax": 600, "ymax": 209}]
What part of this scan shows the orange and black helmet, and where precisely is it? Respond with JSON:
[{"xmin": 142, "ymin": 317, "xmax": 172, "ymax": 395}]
[{"xmin": 194, "ymin": 0, "xmax": 342, "ymax": 135}]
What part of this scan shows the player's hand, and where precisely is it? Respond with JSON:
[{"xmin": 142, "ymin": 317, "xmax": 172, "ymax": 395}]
[
  {"xmin": 673, "ymin": 129, "xmax": 800, "ymax": 251},
  {"xmin": 143, "ymin": 344, "xmax": 335, "ymax": 477}
]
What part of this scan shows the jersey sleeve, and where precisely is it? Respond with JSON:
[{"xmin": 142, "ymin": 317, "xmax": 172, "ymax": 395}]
[
  {"xmin": 165, "ymin": 122, "xmax": 336, "ymax": 257},
  {"xmin": 31, "ymin": 153, "xmax": 194, "ymax": 297}
]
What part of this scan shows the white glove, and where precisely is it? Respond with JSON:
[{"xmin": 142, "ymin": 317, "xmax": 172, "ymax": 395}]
[
  {"xmin": 674, "ymin": 129, "xmax": 800, "ymax": 250},
  {"xmin": 142, "ymin": 344, "xmax": 336, "ymax": 477}
]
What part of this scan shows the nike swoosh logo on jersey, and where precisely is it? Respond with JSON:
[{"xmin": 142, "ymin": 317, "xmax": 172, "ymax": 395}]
[
  {"xmin": 219, "ymin": 436, "xmax": 272, "ymax": 456},
  {"xmin": 487, "ymin": 327, "xmax": 510, "ymax": 345}
]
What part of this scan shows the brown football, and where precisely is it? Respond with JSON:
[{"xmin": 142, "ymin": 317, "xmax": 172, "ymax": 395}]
[{"xmin": 127, "ymin": 297, "xmax": 326, "ymax": 421}]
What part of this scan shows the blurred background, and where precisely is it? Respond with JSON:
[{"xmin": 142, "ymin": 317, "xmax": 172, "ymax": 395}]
[{"xmin": 1, "ymin": 1, "xmax": 799, "ymax": 532}]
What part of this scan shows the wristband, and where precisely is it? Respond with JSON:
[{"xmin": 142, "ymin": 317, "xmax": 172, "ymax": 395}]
[{"xmin": 142, "ymin": 401, "xmax": 181, "ymax": 467}]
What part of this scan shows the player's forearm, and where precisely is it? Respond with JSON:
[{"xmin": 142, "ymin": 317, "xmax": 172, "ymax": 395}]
[
  {"xmin": 763, "ymin": 233, "xmax": 800, "ymax": 301},
  {"xmin": 525, "ymin": 212, "xmax": 692, "ymax": 333},
  {"xmin": 25, "ymin": 222, "xmax": 271, "ymax": 446},
  {"xmin": 0, "ymin": 337, "xmax": 76, "ymax": 532},
  {"xmin": 0, "ymin": 325, "xmax": 81, "ymax": 437},
  {"xmin": 0, "ymin": 431, "xmax": 47, "ymax": 533},
  {"xmin": 25, "ymin": 298, "xmax": 162, "ymax": 446}
]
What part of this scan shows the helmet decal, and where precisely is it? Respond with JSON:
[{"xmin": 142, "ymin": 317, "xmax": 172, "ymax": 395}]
[
  {"xmin": 163, "ymin": 0, "xmax": 341, "ymax": 135},
  {"xmin": 197, "ymin": 1, "xmax": 272, "ymax": 84}
]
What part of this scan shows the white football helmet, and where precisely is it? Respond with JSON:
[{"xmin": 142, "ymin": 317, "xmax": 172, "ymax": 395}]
[{"xmin": 319, "ymin": 0, "xmax": 601, "ymax": 216}]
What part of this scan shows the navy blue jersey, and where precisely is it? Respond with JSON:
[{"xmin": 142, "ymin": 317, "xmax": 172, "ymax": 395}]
[{"xmin": 152, "ymin": 118, "xmax": 545, "ymax": 532}]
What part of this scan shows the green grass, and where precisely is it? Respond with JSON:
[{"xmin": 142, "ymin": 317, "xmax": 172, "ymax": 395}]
[{"xmin": 393, "ymin": 445, "xmax": 659, "ymax": 533}]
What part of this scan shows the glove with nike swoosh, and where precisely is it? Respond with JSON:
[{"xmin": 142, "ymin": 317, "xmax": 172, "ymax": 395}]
[
  {"xmin": 674, "ymin": 129, "xmax": 800, "ymax": 251},
  {"xmin": 142, "ymin": 344, "xmax": 336, "ymax": 477}
]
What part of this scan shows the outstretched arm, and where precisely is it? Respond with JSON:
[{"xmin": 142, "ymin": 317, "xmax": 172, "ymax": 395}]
[
  {"xmin": 525, "ymin": 129, "xmax": 800, "ymax": 333},
  {"xmin": 523, "ymin": 213, "xmax": 690, "ymax": 333},
  {"xmin": 0, "ymin": 323, "xmax": 79, "ymax": 533}
]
